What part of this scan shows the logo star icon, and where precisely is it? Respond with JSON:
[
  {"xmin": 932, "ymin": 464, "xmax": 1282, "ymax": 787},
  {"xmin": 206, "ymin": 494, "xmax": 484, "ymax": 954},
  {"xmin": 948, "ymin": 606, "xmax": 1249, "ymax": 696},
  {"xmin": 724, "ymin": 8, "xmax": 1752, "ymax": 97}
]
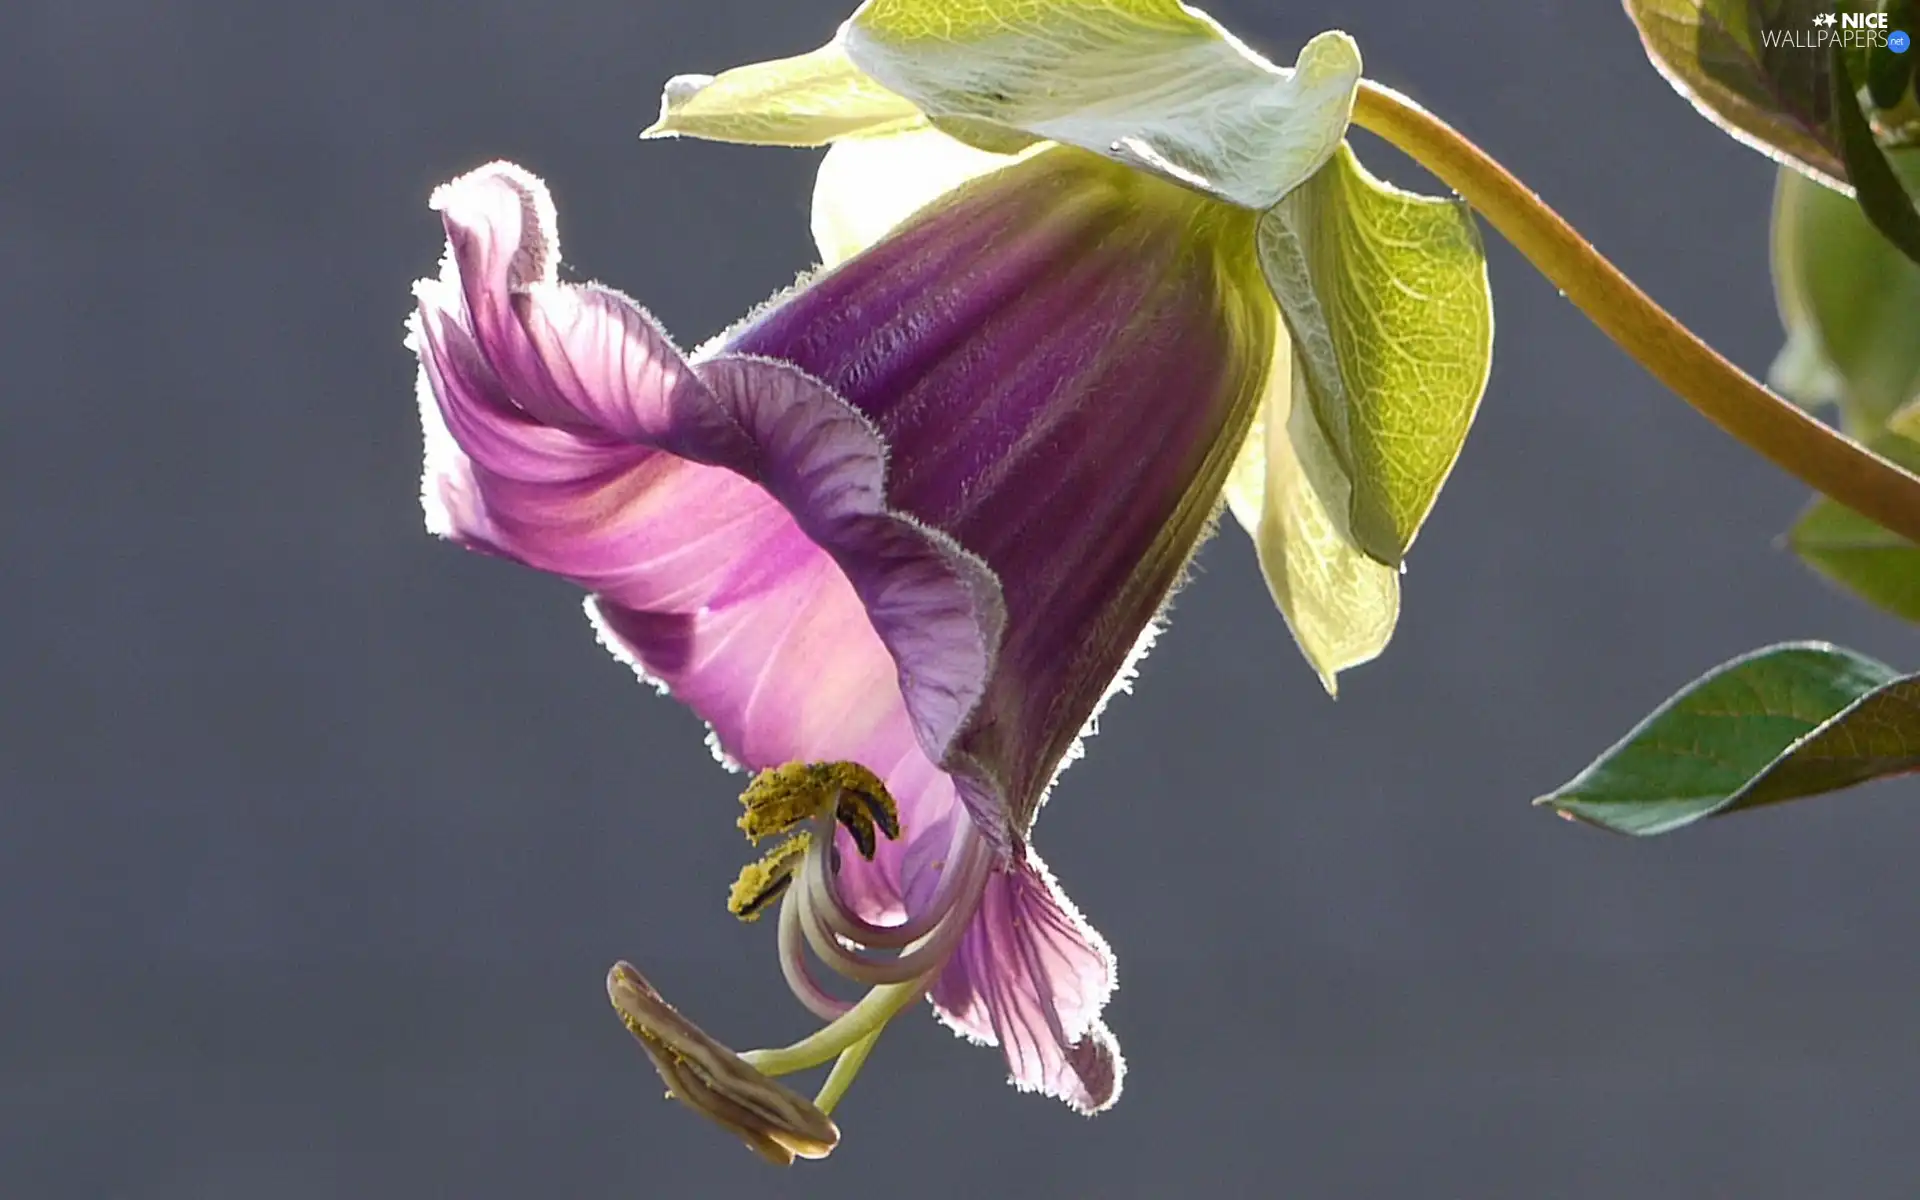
[{"xmin": 1813, "ymin": 12, "xmax": 1837, "ymax": 25}]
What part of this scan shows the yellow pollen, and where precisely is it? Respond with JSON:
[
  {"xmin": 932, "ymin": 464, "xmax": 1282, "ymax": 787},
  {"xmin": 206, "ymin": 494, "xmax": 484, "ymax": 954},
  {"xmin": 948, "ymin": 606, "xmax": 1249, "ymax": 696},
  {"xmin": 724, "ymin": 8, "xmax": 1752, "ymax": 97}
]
[
  {"xmin": 728, "ymin": 833, "xmax": 811, "ymax": 922},
  {"xmin": 726, "ymin": 762, "xmax": 903, "ymax": 921},
  {"xmin": 737, "ymin": 764, "xmax": 828, "ymax": 841},
  {"xmin": 735, "ymin": 761, "xmax": 901, "ymax": 855}
]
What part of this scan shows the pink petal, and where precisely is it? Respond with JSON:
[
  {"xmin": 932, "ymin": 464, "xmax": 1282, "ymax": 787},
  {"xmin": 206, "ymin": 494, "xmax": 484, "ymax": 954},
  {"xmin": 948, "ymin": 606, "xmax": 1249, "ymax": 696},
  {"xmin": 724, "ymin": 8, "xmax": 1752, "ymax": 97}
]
[
  {"xmin": 409, "ymin": 163, "xmax": 1004, "ymax": 861},
  {"xmin": 930, "ymin": 850, "xmax": 1123, "ymax": 1113}
]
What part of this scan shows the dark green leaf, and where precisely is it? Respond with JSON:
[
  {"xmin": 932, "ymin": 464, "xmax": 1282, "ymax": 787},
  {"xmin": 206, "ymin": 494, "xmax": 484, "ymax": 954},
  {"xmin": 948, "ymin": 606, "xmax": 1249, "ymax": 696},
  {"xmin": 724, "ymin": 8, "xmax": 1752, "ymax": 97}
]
[
  {"xmin": 1873, "ymin": 0, "xmax": 1920, "ymax": 139},
  {"xmin": 1626, "ymin": 2, "xmax": 1920, "ymax": 265},
  {"xmin": 1624, "ymin": 0, "xmax": 1850, "ymax": 188},
  {"xmin": 1830, "ymin": 42, "xmax": 1920, "ymax": 265},
  {"xmin": 1538, "ymin": 642, "xmax": 1920, "ymax": 835},
  {"xmin": 1865, "ymin": 28, "xmax": 1916, "ymax": 111}
]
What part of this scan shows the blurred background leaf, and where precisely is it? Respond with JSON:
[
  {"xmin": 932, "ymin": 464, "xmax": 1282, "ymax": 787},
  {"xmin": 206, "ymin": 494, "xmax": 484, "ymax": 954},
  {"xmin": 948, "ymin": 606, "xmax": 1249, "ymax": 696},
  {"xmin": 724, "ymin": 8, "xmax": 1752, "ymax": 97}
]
[
  {"xmin": 1788, "ymin": 420, "xmax": 1920, "ymax": 621},
  {"xmin": 1769, "ymin": 147, "xmax": 1920, "ymax": 621},
  {"xmin": 1768, "ymin": 147, "xmax": 1920, "ymax": 429}
]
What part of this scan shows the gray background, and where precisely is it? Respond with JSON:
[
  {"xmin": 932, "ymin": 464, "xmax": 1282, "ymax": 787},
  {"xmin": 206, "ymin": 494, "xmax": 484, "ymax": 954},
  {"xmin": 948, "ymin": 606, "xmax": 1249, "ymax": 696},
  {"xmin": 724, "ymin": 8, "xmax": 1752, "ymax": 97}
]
[{"xmin": 4, "ymin": 0, "xmax": 1917, "ymax": 1196}]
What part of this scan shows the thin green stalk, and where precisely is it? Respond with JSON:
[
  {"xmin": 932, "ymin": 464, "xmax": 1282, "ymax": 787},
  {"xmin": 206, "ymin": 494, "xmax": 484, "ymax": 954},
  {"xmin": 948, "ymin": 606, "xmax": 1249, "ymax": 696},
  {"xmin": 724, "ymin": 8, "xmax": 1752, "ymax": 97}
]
[
  {"xmin": 812, "ymin": 1030, "xmax": 882, "ymax": 1115},
  {"xmin": 740, "ymin": 977, "xmax": 925, "ymax": 1077},
  {"xmin": 1350, "ymin": 80, "xmax": 1920, "ymax": 546}
]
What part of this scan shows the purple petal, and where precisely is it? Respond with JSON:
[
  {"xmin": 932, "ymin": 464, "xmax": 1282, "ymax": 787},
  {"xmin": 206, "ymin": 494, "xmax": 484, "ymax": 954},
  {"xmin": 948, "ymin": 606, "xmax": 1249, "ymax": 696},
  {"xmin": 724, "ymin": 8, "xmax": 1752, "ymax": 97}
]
[
  {"xmin": 717, "ymin": 153, "xmax": 1270, "ymax": 1099},
  {"xmin": 410, "ymin": 164, "xmax": 1004, "ymax": 865},
  {"xmin": 411, "ymin": 155, "xmax": 1273, "ymax": 1113},
  {"xmin": 721, "ymin": 148, "xmax": 1275, "ymax": 841},
  {"xmin": 930, "ymin": 850, "xmax": 1123, "ymax": 1113}
]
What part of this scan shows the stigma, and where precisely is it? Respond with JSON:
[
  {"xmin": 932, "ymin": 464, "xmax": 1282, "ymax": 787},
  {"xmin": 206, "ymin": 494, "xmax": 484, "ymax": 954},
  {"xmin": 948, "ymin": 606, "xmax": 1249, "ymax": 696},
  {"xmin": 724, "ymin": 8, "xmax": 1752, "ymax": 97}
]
[{"xmin": 607, "ymin": 962, "xmax": 840, "ymax": 1165}]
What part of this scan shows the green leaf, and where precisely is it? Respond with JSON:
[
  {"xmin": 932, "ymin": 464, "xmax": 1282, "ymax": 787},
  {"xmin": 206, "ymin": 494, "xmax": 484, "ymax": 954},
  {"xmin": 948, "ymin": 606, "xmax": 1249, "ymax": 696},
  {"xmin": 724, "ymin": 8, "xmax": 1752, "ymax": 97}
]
[
  {"xmin": 1789, "ymin": 425, "xmax": 1920, "ymax": 622},
  {"xmin": 841, "ymin": 0, "xmax": 1361, "ymax": 210},
  {"xmin": 1224, "ymin": 335, "xmax": 1399, "ymax": 695},
  {"xmin": 1866, "ymin": 0, "xmax": 1920, "ymax": 143},
  {"xmin": 1624, "ymin": 0, "xmax": 1850, "ymax": 188},
  {"xmin": 644, "ymin": 43, "xmax": 927, "ymax": 146},
  {"xmin": 1791, "ymin": 498, "xmax": 1920, "ymax": 620},
  {"xmin": 1865, "ymin": 10, "xmax": 1918, "ymax": 111},
  {"xmin": 1538, "ymin": 643, "xmax": 1920, "ymax": 836},
  {"xmin": 1830, "ymin": 42, "xmax": 1920, "ymax": 266},
  {"xmin": 1624, "ymin": 3, "xmax": 1920, "ymax": 264},
  {"xmin": 1768, "ymin": 148, "xmax": 1920, "ymax": 425},
  {"xmin": 1253, "ymin": 143, "xmax": 1494, "ymax": 566}
]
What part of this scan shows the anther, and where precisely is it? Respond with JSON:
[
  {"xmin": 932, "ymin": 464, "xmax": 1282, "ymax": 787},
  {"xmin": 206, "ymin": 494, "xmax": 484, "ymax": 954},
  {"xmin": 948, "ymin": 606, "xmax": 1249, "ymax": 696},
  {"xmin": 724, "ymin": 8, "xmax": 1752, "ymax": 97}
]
[
  {"xmin": 826, "ymin": 764, "xmax": 901, "ymax": 861},
  {"xmin": 737, "ymin": 763, "xmax": 832, "ymax": 842},
  {"xmin": 730, "ymin": 762, "xmax": 902, "ymax": 908},
  {"xmin": 737, "ymin": 762, "xmax": 900, "ymax": 848},
  {"xmin": 728, "ymin": 833, "xmax": 811, "ymax": 922},
  {"xmin": 836, "ymin": 798, "xmax": 879, "ymax": 860},
  {"xmin": 838, "ymin": 778, "xmax": 901, "ymax": 843}
]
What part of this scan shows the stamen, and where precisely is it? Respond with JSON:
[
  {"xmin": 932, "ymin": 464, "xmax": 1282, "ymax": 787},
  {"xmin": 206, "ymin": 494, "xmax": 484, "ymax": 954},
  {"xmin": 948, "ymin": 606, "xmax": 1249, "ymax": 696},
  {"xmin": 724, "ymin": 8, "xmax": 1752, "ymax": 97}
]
[
  {"xmin": 707, "ymin": 762, "xmax": 989, "ymax": 1125},
  {"xmin": 743, "ymin": 827, "xmax": 995, "ymax": 1079},
  {"xmin": 832, "ymin": 771, "xmax": 901, "ymax": 859},
  {"xmin": 727, "ymin": 833, "xmax": 811, "ymax": 923},
  {"xmin": 737, "ymin": 761, "xmax": 899, "ymax": 847},
  {"xmin": 778, "ymin": 881, "xmax": 855, "ymax": 1023},
  {"xmin": 737, "ymin": 764, "xmax": 827, "ymax": 841},
  {"xmin": 792, "ymin": 835, "xmax": 989, "ymax": 986},
  {"xmin": 606, "ymin": 962, "xmax": 840, "ymax": 1165},
  {"xmin": 729, "ymin": 762, "xmax": 903, "ymax": 927},
  {"xmin": 850, "ymin": 786, "xmax": 901, "ymax": 841},
  {"xmin": 802, "ymin": 816, "xmax": 970, "ymax": 950},
  {"xmin": 742, "ymin": 974, "xmax": 933, "ymax": 1077},
  {"xmin": 836, "ymin": 799, "xmax": 880, "ymax": 861}
]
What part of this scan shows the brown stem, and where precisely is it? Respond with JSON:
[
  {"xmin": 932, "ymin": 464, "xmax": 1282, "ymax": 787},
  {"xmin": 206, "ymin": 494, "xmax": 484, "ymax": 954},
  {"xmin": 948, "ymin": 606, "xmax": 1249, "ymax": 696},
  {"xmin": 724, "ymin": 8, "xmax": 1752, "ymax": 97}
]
[{"xmin": 1350, "ymin": 80, "xmax": 1920, "ymax": 545}]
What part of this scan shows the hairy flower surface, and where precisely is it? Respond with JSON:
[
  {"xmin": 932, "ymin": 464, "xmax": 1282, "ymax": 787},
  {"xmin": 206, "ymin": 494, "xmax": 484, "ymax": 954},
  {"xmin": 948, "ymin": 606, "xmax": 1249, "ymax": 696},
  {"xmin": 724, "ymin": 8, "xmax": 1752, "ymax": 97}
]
[{"xmin": 407, "ymin": 0, "xmax": 1492, "ymax": 1162}]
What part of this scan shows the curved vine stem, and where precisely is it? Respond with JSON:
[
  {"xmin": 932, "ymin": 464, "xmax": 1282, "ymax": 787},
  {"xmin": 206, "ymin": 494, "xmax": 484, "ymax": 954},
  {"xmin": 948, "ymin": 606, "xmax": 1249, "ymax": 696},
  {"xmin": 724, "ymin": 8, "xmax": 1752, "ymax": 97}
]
[{"xmin": 1350, "ymin": 80, "xmax": 1920, "ymax": 546}]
